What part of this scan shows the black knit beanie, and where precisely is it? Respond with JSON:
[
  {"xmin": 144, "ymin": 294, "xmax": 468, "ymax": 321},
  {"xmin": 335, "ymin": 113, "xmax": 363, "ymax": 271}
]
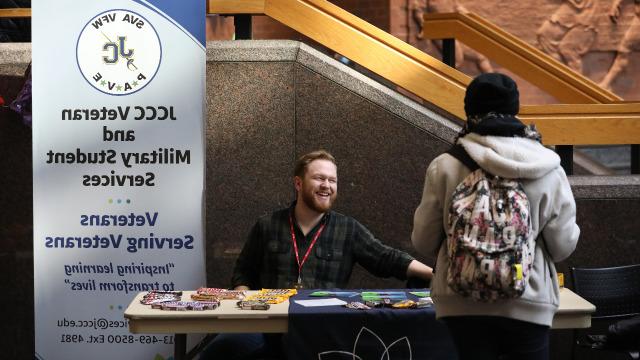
[{"xmin": 464, "ymin": 72, "xmax": 519, "ymax": 117}]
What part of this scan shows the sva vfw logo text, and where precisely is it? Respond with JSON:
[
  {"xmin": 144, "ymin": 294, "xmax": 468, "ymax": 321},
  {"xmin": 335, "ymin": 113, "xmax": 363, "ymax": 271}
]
[{"xmin": 77, "ymin": 9, "xmax": 161, "ymax": 96}]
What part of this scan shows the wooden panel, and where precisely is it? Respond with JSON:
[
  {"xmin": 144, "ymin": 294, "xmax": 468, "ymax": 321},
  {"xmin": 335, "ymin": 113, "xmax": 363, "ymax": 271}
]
[
  {"xmin": 522, "ymin": 103, "xmax": 640, "ymax": 114},
  {"xmin": 521, "ymin": 104, "xmax": 640, "ymax": 145},
  {"xmin": 0, "ymin": 8, "xmax": 30, "ymax": 18},
  {"xmin": 208, "ymin": 0, "xmax": 265, "ymax": 14}
]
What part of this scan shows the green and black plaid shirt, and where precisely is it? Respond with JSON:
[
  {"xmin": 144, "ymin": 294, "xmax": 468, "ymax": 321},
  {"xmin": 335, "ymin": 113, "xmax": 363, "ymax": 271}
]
[{"xmin": 232, "ymin": 203, "xmax": 414, "ymax": 289}]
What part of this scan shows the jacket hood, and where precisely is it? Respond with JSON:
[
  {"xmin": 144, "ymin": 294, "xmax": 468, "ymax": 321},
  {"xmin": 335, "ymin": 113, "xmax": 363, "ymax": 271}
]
[{"xmin": 458, "ymin": 133, "xmax": 561, "ymax": 179}]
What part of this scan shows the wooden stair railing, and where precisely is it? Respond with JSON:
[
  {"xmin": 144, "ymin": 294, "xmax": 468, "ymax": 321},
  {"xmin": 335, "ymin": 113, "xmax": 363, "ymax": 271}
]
[
  {"xmin": 209, "ymin": 0, "xmax": 639, "ymax": 145},
  {"xmin": 520, "ymin": 103, "xmax": 640, "ymax": 145},
  {"xmin": 421, "ymin": 12, "xmax": 621, "ymax": 105},
  {"xmin": 210, "ymin": 0, "xmax": 471, "ymax": 119}
]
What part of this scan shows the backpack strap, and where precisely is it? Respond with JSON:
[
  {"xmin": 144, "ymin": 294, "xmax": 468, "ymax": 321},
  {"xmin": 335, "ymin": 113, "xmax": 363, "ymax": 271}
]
[{"xmin": 446, "ymin": 144, "xmax": 480, "ymax": 171}]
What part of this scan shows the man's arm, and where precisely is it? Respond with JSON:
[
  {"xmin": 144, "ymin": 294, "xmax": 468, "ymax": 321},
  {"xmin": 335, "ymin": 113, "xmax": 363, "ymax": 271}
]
[{"xmin": 352, "ymin": 222, "xmax": 432, "ymax": 282}]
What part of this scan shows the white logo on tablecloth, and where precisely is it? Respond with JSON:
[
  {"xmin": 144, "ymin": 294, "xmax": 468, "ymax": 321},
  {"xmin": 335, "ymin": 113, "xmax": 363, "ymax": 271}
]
[{"xmin": 318, "ymin": 326, "xmax": 412, "ymax": 360}]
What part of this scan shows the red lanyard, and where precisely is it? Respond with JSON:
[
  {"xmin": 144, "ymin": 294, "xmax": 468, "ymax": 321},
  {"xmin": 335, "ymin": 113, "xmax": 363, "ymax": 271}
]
[{"xmin": 289, "ymin": 213, "xmax": 326, "ymax": 284}]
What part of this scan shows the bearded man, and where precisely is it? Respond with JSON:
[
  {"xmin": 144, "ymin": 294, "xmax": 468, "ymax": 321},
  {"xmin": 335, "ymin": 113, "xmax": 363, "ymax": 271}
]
[
  {"xmin": 201, "ymin": 150, "xmax": 432, "ymax": 359},
  {"xmin": 231, "ymin": 150, "xmax": 433, "ymax": 290}
]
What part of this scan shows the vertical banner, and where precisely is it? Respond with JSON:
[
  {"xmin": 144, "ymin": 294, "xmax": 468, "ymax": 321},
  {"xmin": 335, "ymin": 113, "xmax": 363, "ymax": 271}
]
[{"xmin": 32, "ymin": 1, "xmax": 205, "ymax": 359}]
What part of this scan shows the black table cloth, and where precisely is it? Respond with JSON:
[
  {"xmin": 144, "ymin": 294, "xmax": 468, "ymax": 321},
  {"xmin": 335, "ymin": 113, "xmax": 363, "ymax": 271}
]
[{"xmin": 286, "ymin": 289, "xmax": 457, "ymax": 360}]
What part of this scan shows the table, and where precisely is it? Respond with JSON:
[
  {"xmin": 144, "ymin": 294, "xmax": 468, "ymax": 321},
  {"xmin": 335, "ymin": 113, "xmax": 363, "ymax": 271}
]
[
  {"xmin": 124, "ymin": 291, "xmax": 288, "ymax": 360},
  {"xmin": 554, "ymin": 287, "xmax": 596, "ymax": 329},
  {"xmin": 124, "ymin": 288, "xmax": 595, "ymax": 360}
]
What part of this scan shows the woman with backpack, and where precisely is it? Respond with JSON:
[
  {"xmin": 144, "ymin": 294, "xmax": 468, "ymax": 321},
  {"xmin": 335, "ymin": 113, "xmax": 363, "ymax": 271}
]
[{"xmin": 411, "ymin": 72, "xmax": 580, "ymax": 360}]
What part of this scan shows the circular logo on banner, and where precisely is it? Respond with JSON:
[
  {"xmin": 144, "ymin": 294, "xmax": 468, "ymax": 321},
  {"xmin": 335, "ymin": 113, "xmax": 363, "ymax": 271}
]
[{"xmin": 76, "ymin": 9, "xmax": 162, "ymax": 96}]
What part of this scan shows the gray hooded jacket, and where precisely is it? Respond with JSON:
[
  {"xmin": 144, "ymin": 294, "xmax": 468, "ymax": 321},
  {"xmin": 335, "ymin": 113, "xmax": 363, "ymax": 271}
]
[{"xmin": 412, "ymin": 133, "xmax": 580, "ymax": 326}]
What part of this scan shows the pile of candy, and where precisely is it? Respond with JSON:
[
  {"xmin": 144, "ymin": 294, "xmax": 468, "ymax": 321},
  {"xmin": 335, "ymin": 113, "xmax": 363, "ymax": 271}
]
[
  {"xmin": 340, "ymin": 291, "xmax": 434, "ymax": 310},
  {"xmin": 345, "ymin": 302, "xmax": 371, "ymax": 310},
  {"xmin": 140, "ymin": 290, "xmax": 222, "ymax": 311},
  {"xmin": 243, "ymin": 288, "xmax": 297, "ymax": 305},
  {"xmin": 140, "ymin": 291, "xmax": 183, "ymax": 305},
  {"xmin": 191, "ymin": 287, "xmax": 246, "ymax": 301},
  {"xmin": 345, "ymin": 298, "xmax": 433, "ymax": 310},
  {"xmin": 151, "ymin": 301, "xmax": 220, "ymax": 311}
]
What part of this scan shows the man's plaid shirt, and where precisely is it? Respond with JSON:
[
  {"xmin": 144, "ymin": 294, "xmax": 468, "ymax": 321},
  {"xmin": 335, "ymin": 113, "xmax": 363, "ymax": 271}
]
[{"xmin": 232, "ymin": 203, "xmax": 414, "ymax": 289}]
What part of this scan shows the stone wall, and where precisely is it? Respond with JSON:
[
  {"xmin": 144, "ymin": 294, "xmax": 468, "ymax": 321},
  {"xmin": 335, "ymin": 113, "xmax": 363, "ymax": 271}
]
[
  {"xmin": 205, "ymin": 40, "xmax": 457, "ymax": 291},
  {"xmin": 1, "ymin": 41, "xmax": 639, "ymax": 359}
]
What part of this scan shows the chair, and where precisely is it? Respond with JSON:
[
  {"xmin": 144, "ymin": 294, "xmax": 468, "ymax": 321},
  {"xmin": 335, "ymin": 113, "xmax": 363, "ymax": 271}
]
[{"xmin": 571, "ymin": 264, "xmax": 640, "ymax": 360}]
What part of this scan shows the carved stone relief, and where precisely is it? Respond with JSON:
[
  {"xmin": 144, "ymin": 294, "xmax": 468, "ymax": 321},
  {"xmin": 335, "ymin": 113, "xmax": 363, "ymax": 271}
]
[
  {"xmin": 536, "ymin": 0, "xmax": 598, "ymax": 73},
  {"xmin": 599, "ymin": 0, "xmax": 640, "ymax": 90},
  {"xmin": 403, "ymin": 0, "xmax": 640, "ymax": 99}
]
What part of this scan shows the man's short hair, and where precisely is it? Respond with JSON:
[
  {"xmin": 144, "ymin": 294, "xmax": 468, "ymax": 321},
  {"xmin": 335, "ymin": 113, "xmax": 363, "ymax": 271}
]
[{"xmin": 294, "ymin": 150, "xmax": 337, "ymax": 178}]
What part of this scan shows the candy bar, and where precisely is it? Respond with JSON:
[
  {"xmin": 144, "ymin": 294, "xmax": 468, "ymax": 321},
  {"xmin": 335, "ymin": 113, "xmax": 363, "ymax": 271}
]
[
  {"xmin": 151, "ymin": 300, "xmax": 220, "ymax": 311},
  {"xmin": 237, "ymin": 301, "xmax": 270, "ymax": 310},
  {"xmin": 345, "ymin": 302, "xmax": 371, "ymax": 310}
]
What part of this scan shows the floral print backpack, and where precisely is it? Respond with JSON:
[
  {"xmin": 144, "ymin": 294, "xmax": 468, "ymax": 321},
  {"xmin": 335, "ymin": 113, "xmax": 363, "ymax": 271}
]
[{"xmin": 446, "ymin": 145, "xmax": 534, "ymax": 302}]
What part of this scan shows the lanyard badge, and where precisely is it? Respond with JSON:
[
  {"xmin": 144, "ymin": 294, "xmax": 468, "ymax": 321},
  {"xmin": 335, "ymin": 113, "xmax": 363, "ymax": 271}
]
[{"xmin": 288, "ymin": 213, "xmax": 325, "ymax": 289}]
